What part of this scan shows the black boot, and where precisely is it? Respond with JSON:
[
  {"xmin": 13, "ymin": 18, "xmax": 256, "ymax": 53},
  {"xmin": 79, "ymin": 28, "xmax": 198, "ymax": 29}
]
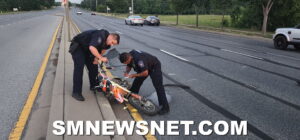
[
  {"xmin": 158, "ymin": 104, "xmax": 170, "ymax": 115},
  {"xmin": 90, "ymin": 86, "xmax": 96, "ymax": 93},
  {"xmin": 72, "ymin": 93, "xmax": 85, "ymax": 101},
  {"xmin": 90, "ymin": 86, "xmax": 102, "ymax": 93}
]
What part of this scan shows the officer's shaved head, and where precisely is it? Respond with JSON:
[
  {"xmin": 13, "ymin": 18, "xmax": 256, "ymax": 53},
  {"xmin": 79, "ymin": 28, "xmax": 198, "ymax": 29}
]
[
  {"xmin": 106, "ymin": 33, "xmax": 120, "ymax": 46},
  {"xmin": 119, "ymin": 52, "xmax": 132, "ymax": 64},
  {"xmin": 110, "ymin": 33, "xmax": 120, "ymax": 44}
]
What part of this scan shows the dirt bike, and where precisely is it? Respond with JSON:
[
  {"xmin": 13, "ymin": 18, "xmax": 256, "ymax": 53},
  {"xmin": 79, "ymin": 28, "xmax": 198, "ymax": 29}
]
[{"xmin": 94, "ymin": 62, "xmax": 159, "ymax": 116}]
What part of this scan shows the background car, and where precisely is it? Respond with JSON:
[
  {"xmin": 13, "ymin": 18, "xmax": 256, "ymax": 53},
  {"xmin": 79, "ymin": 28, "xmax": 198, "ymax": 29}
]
[
  {"xmin": 125, "ymin": 15, "xmax": 144, "ymax": 26},
  {"xmin": 273, "ymin": 24, "xmax": 300, "ymax": 50},
  {"xmin": 91, "ymin": 12, "xmax": 96, "ymax": 15},
  {"xmin": 76, "ymin": 11, "xmax": 82, "ymax": 15},
  {"xmin": 144, "ymin": 16, "xmax": 160, "ymax": 26}
]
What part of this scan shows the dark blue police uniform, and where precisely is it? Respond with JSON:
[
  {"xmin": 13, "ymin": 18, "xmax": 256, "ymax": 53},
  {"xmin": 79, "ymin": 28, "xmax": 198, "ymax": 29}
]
[
  {"xmin": 128, "ymin": 50, "xmax": 169, "ymax": 110},
  {"xmin": 70, "ymin": 29, "xmax": 111, "ymax": 95}
]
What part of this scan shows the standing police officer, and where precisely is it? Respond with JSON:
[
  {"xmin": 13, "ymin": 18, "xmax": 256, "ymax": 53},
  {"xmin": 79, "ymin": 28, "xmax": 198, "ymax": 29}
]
[
  {"xmin": 119, "ymin": 50, "xmax": 170, "ymax": 114},
  {"xmin": 69, "ymin": 29, "xmax": 120, "ymax": 101}
]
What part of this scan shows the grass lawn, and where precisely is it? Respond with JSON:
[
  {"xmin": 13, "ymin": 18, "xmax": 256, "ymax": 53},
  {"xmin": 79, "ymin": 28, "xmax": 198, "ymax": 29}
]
[
  {"xmin": 98, "ymin": 12, "xmax": 273, "ymax": 38},
  {"xmin": 158, "ymin": 14, "xmax": 230, "ymax": 28},
  {"xmin": 100, "ymin": 13, "xmax": 230, "ymax": 28},
  {"xmin": 0, "ymin": 11, "xmax": 19, "ymax": 15}
]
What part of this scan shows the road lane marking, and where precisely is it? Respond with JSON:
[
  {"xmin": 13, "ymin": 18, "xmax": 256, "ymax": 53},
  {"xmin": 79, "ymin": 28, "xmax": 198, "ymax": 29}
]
[
  {"xmin": 71, "ymin": 18, "xmax": 157, "ymax": 140},
  {"xmin": 160, "ymin": 49, "xmax": 189, "ymax": 62},
  {"xmin": 116, "ymin": 31, "xmax": 123, "ymax": 34},
  {"xmin": 9, "ymin": 20, "xmax": 62, "ymax": 140},
  {"xmin": 220, "ymin": 49, "xmax": 264, "ymax": 60},
  {"xmin": 266, "ymin": 52, "xmax": 300, "ymax": 61},
  {"xmin": 187, "ymin": 79, "xmax": 197, "ymax": 82}
]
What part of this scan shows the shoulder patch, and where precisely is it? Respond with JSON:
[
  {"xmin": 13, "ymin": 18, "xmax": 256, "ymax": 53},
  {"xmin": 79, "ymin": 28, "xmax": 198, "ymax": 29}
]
[
  {"xmin": 138, "ymin": 60, "xmax": 145, "ymax": 68},
  {"xmin": 97, "ymin": 37, "xmax": 102, "ymax": 43},
  {"xmin": 135, "ymin": 50, "xmax": 142, "ymax": 53}
]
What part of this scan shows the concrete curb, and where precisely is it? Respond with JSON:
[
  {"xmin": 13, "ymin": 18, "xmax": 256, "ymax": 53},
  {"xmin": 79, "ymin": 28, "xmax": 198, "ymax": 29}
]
[
  {"xmin": 46, "ymin": 17, "xmax": 65, "ymax": 140},
  {"xmin": 46, "ymin": 15, "xmax": 126, "ymax": 140}
]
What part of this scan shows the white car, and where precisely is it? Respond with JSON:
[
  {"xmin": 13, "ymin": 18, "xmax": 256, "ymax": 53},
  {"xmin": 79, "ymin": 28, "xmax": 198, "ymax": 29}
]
[
  {"xmin": 125, "ymin": 15, "xmax": 144, "ymax": 26},
  {"xmin": 76, "ymin": 12, "xmax": 82, "ymax": 15},
  {"xmin": 273, "ymin": 24, "xmax": 300, "ymax": 50}
]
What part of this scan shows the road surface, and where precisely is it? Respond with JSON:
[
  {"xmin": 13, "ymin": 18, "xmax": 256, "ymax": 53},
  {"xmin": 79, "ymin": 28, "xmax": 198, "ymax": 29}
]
[
  {"xmin": 0, "ymin": 8, "xmax": 62, "ymax": 139},
  {"xmin": 71, "ymin": 8, "xmax": 300, "ymax": 140}
]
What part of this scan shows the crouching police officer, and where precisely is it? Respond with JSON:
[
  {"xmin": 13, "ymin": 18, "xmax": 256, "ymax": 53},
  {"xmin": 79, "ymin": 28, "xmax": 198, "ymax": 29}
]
[
  {"xmin": 69, "ymin": 29, "xmax": 120, "ymax": 101},
  {"xmin": 119, "ymin": 50, "xmax": 170, "ymax": 114}
]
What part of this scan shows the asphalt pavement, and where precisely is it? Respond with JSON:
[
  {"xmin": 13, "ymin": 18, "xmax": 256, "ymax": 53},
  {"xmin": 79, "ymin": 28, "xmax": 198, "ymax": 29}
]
[
  {"xmin": 0, "ymin": 7, "xmax": 62, "ymax": 139},
  {"xmin": 71, "ymin": 8, "xmax": 300, "ymax": 140}
]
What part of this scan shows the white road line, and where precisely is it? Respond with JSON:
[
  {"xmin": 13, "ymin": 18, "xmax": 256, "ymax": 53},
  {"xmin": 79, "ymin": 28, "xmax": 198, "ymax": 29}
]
[
  {"xmin": 266, "ymin": 52, "xmax": 300, "ymax": 61},
  {"xmin": 221, "ymin": 49, "xmax": 264, "ymax": 60},
  {"xmin": 116, "ymin": 31, "xmax": 123, "ymax": 34},
  {"xmin": 187, "ymin": 79, "xmax": 197, "ymax": 82},
  {"xmin": 160, "ymin": 49, "xmax": 189, "ymax": 62}
]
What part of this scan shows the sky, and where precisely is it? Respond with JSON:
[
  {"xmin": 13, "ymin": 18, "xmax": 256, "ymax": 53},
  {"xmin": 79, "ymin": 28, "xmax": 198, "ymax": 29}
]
[{"xmin": 55, "ymin": 0, "xmax": 83, "ymax": 4}]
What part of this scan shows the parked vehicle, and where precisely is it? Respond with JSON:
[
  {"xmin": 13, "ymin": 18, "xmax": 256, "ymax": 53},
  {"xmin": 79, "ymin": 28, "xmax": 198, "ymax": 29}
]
[
  {"xmin": 91, "ymin": 12, "xmax": 96, "ymax": 15},
  {"xmin": 273, "ymin": 24, "xmax": 300, "ymax": 50},
  {"xmin": 144, "ymin": 16, "xmax": 160, "ymax": 26},
  {"xmin": 125, "ymin": 15, "xmax": 144, "ymax": 26}
]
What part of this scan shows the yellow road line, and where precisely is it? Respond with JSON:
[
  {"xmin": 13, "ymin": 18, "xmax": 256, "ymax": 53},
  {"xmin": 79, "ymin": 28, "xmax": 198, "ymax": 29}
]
[
  {"xmin": 71, "ymin": 19, "xmax": 80, "ymax": 34},
  {"xmin": 9, "ymin": 21, "xmax": 62, "ymax": 140},
  {"xmin": 127, "ymin": 104, "xmax": 157, "ymax": 140},
  {"xmin": 71, "ymin": 18, "xmax": 157, "ymax": 140}
]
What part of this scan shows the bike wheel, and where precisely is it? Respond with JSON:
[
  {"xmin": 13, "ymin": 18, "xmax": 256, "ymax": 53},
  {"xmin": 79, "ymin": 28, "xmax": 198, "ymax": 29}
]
[{"xmin": 128, "ymin": 96, "xmax": 159, "ymax": 116}]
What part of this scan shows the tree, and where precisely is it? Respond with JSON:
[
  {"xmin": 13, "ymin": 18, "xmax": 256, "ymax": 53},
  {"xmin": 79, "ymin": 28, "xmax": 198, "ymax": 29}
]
[
  {"xmin": 96, "ymin": 4, "xmax": 106, "ymax": 12},
  {"xmin": 192, "ymin": 0, "xmax": 201, "ymax": 27},
  {"xmin": 192, "ymin": 0, "xmax": 209, "ymax": 27},
  {"xmin": 106, "ymin": 0, "xmax": 128, "ymax": 13},
  {"xmin": 231, "ymin": 0, "xmax": 300, "ymax": 31},
  {"xmin": 170, "ymin": 0, "xmax": 192, "ymax": 25},
  {"xmin": 268, "ymin": 0, "xmax": 300, "ymax": 30},
  {"xmin": 0, "ymin": 0, "xmax": 8, "ymax": 11},
  {"xmin": 211, "ymin": 0, "xmax": 232, "ymax": 29},
  {"xmin": 261, "ymin": 0, "xmax": 273, "ymax": 34}
]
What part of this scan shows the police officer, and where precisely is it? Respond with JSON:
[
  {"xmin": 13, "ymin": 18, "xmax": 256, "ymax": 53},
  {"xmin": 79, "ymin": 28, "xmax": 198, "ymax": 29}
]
[
  {"xmin": 119, "ymin": 50, "xmax": 170, "ymax": 114},
  {"xmin": 69, "ymin": 29, "xmax": 120, "ymax": 101}
]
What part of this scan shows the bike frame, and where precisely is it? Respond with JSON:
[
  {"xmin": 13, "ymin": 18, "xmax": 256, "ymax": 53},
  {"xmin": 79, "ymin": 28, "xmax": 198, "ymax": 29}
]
[{"xmin": 96, "ymin": 62, "xmax": 141, "ymax": 103}]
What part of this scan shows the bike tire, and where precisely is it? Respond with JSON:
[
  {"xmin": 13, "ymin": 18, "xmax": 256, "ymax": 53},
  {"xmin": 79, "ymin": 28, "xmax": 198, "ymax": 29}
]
[{"xmin": 128, "ymin": 96, "xmax": 159, "ymax": 116}]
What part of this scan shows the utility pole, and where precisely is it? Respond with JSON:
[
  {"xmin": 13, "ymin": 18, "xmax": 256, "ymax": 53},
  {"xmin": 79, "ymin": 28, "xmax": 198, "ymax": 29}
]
[
  {"xmin": 90, "ymin": 0, "xmax": 92, "ymax": 10},
  {"xmin": 65, "ymin": 0, "xmax": 71, "ymax": 41},
  {"xmin": 96, "ymin": 0, "xmax": 98, "ymax": 11},
  {"xmin": 131, "ymin": 0, "xmax": 134, "ymax": 15}
]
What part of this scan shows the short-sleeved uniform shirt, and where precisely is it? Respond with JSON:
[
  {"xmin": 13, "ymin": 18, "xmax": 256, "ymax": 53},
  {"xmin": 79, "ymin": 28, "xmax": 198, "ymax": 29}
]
[
  {"xmin": 72, "ymin": 29, "xmax": 111, "ymax": 53},
  {"xmin": 127, "ymin": 50, "xmax": 159, "ymax": 73}
]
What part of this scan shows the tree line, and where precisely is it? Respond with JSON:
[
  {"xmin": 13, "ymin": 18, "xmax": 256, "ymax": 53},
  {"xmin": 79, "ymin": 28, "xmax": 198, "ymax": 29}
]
[
  {"xmin": 0, "ymin": 0, "xmax": 56, "ymax": 11},
  {"xmin": 79, "ymin": 0, "xmax": 300, "ymax": 33}
]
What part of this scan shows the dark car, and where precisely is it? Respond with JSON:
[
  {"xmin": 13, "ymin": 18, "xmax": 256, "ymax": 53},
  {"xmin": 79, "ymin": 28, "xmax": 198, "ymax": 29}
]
[
  {"xmin": 144, "ymin": 16, "xmax": 160, "ymax": 26},
  {"xmin": 91, "ymin": 12, "xmax": 96, "ymax": 15}
]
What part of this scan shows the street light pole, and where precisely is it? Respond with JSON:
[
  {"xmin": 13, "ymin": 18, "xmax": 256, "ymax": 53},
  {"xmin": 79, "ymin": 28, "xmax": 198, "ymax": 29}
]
[
  {"xmin": 65, "ymin": 0, "xmax": 70, "ymax": 41},
  {"xmin": 96, "ymin": 0, "xmax": 98, "ymax": 11},
  {"xmin": 131, "ymin": 0, "xmax": 134, "ymax": 15}
]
